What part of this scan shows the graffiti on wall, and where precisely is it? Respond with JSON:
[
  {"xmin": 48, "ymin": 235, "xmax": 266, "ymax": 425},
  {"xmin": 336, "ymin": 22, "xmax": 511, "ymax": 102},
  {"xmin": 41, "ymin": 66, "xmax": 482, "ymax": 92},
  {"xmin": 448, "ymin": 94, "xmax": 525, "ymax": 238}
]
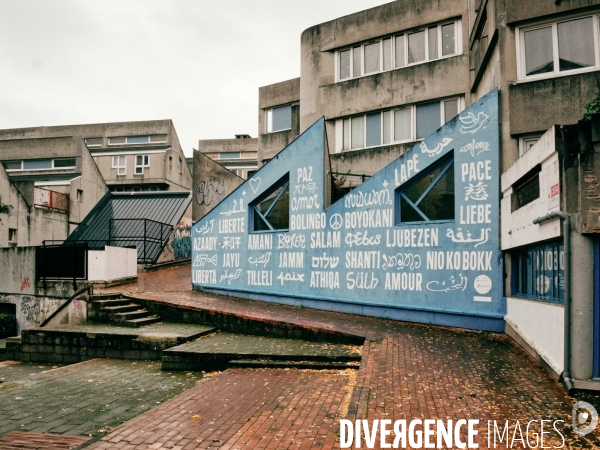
[
  {"xmin": 196, "ymin": 180, "xmax": 225, "ymax": 206},
  {"xmin": 191, "ymin": 90, "xmax": 504, "ymax": 330},
  {"xmin": 172, "ymin": 217, "xmax": 192, "ymax": 260}
]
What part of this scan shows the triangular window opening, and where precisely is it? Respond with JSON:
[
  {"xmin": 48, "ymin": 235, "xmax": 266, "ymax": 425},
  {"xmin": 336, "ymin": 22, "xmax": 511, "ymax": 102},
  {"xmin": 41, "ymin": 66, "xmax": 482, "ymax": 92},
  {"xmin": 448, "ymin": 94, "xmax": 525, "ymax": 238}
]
[
  {"xmin": 396, "ymin": 153, "xmax": 455, "ymax": 223},
  {"xmin": 251, "ymin": 175, "xmax": 290, "ymax": 232}
]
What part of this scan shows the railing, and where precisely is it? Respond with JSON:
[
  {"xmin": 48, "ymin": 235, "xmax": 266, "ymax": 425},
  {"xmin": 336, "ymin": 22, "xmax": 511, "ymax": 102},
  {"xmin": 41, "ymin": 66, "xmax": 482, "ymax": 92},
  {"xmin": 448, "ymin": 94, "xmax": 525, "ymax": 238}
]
[
  {"xmin": 36, "ymin": 242, "xmax": 88, "ymax": 290},
  {"xmin": 109, "ymin": 218, "xmax": 173, "ymax": 264},
  {"xmin": 330, "ymin": 171, "xmax": 372, "ymax": 204},
  {"xmin": 34, "ymin": 187, "xmax": 69, "ymax": 213}
]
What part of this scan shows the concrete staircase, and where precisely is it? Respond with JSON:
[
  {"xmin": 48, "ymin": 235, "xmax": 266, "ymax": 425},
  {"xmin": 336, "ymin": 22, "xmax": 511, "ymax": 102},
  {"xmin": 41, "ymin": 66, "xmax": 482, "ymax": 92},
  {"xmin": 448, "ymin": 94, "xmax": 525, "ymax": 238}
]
[{"xmin": 89, "ymin": 293, "xmax": 161, "ymax": 327}]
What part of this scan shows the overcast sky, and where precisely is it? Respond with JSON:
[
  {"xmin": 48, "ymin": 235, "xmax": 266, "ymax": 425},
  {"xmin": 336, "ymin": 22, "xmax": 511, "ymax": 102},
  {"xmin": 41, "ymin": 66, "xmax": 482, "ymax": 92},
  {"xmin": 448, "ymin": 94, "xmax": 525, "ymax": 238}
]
[{"xmin": 1, "ymin": 1, "xmax": 392, "ymax": 156}]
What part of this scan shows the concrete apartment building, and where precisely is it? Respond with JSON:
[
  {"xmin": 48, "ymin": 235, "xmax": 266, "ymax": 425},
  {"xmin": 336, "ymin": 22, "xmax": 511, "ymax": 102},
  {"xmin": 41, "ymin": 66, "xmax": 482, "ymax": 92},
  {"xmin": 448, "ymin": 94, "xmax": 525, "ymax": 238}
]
[
  {"xmin": 258, "ymin": 78, "xmax": 301, "ymax": 165},
  {"xmin": 198, "ymin": 134, "xmax": 258, "ymax": 180},
  {"xmin": 0, "ymin": 119, "xmax": 192, "ymax": 193},
  {"xmin": 466, "ymin": 0, "xmax": 600, "ymax": 389},
  {"xmin": 256, "ymin": 0, "xmax": 471, "ymax": 194},
  {"xmin": 0, "ymin": 136, "xmax": 108, "ymax": 247},
  {"xmin": 196, "ymin": 0, "xmax": 600, "ymax": 390}
]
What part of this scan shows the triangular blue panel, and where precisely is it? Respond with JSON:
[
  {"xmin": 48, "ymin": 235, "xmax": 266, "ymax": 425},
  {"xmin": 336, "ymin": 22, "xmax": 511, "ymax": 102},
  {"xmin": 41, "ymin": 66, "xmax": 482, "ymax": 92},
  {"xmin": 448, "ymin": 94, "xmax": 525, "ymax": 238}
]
[{"xmin": 192, "ymin": 90, "xmax": 504, "ymax": 331}]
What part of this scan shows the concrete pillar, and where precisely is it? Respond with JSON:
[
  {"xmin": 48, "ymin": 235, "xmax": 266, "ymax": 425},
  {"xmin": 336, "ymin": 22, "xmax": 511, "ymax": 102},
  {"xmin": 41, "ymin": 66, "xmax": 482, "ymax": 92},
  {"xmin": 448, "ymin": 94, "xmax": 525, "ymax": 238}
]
[{"xmin": 570, "ymin": 231, "xmax": 595, "ymax": 380}]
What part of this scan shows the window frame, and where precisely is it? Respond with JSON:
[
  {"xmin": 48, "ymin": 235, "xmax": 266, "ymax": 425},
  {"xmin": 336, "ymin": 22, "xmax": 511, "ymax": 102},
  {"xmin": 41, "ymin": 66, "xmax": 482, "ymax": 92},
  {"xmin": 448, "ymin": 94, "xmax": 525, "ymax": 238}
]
[
  {"xmin": 516, "ymin": 12, "xmax": 600, "ymax": 81},
  {"xmin": 518, "ymin": 133, "xmax": 544, "ymax": 157},
  {"xmin": 108, "ymin": 135, "xmax": 168, "ymax": 146},
  {"xmin": 511, "ymin": 240, "xmax": 565, "ymax": 304},
  {"xmin": 335, "ymin": 97, "xmax": 463, "ymax": 152},
  {"xmin": 250, "ymin": 174, "xmax": 290, "ymax": 233},
  {"xmin": 134, "ymin": 154, "xmax": 149, "ymax": 175},
  {"xmin": 112, "ymin": 155, "xmax": 127, "ymax": 176},
  {"xmin": 395, "ymin": 152, "xmax": 456, "ymax": 225},
  {"xmin": 336, "ymin": 19, "xmax": 461, "ymax": 82},
  {"xmin": 3, "ymin": 158, "xmax": 76, "ymax": 172},
  {"xmin": 84, "ymin": 138, "xmax": 103, "ymax": 147},
  {"xmin": 265, "ymin": 104, "xmax": 293, "ymax": 133}
]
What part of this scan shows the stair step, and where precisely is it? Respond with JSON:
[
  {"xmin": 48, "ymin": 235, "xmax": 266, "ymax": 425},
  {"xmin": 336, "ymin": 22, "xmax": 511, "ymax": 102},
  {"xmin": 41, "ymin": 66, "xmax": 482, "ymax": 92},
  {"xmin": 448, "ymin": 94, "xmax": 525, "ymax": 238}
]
[
  {"xmin": 113, "ymin": 310, "xmax": 151, "ymax": 321},
  {"xmin": 93, "ymin": 298, "xmax": 131, "ymax": 308},
  {"xmin": 89, "ymin": 293, "xmax": 123, "ymax": 300},
  {"xmin": 102, "ymin": 304, "xmax": 139, "ymax": 313},
  {"xmin": 123, "ymin": 316, "xmax": 161, "ymax": 328},
  {"xmin": 229, "ymin": 359, "xmax": 361, "ymax": 370}
]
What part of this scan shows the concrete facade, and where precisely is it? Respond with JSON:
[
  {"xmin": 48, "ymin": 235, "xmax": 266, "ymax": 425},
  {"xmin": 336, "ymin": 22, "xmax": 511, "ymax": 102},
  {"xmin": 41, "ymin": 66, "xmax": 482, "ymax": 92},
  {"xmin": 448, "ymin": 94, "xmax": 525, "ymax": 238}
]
[
  {"xmin": 198, "ymin": 135, "xmax": 258, "ymax": 180},
  {"xmin": 257, "ymin": 78, "xmax": 301, "ymax": 165},
  {"xmin": 192, "ymin": 150, "xmax": 243, "ymax": 222},
  {"xmin": 299, "ymin": 0, "xmax": 471, "ymax": 183},
  {"xmin": 469, "ymin": 0, "xmax": 600, "ymax": 388},
  {"xmin": 0, "ymin": 136, "xmax": 108, "ymax": 247},
  {"xmin": 0, "ymin": 119, "xmax": 192, "ymax": 193},
  {"xmin": 0, "ymin": 246, "xmax": 91, "ymax": 333}
]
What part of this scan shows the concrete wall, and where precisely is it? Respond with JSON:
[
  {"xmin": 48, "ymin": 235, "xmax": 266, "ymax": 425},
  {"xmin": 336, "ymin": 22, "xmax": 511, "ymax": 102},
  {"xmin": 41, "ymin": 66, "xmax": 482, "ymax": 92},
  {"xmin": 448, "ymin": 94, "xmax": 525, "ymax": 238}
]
[
  {"xmin": 192, "ymin": 150, "xmax": 243, "ymax": 222},
  {"xmin": 505, "ymin": 297, "xmax": 564, "ymax": 375},
  {"xmin": 258, "ymin": 78, "xmax": 301, "ymax": 164},
  {"xmin": 298, "ymin": 0, "xmax": 470, "ymax": 180},
  {"xmin": 501, "ymin": 128, "xmax": 562, "ymax": 249},
  {"xmin": 300, "ymin": 0, "xmax": 470, "ymax": 131},
  {"xmin": 470, "ymin": 0, "xmax": 600, "ymax": 172},
  {"xmin": 88, "ymin": 246, "xmax": 137, "ymax": 282},
  {"xmin": 90, "ymin": 121, "xmax": 192, "ymax": 191},
  {"xmin": 0, "ymin": 138, "xmax": 108, "ymax": 246},
  {"xmin": 0, "ymin": 246, "xmax": 90, "ymax": 333},
  {"xmin": 156, "ymin": 203, "xmax": 192, "ymax": 264},
  {"xmin": 199, "ymin": 137, "xmax": 259, "ymax": 178},
  {"xmin": 0, "ymin": 119, "xmax": 192, "ymax": 192}
]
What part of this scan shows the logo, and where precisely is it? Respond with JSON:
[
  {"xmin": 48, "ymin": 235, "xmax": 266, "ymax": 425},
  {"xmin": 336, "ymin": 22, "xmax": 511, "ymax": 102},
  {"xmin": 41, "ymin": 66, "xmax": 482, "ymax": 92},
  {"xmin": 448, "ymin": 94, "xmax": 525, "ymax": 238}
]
[
  {"xmin": 330, "ymin": 213, "xmax": 343, "ymax": 230},
  {"xmin": 572, "ymin": 401, "xmax": 598, "ymax": 436}
]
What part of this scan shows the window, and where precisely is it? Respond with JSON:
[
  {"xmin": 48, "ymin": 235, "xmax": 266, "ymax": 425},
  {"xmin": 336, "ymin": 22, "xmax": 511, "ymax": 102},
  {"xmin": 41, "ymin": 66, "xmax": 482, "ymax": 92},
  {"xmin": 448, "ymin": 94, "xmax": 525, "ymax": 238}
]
[
  {"xmin": 337, "ymin": 98, "xmax": 461, "ymax": 151},
  {"xmin": 112, "ymin": 156, "xmax": 127, "ymax": 176},
  {"xmin": 8, "ymin": 228, "xmax": 17, "ymax": 243},
  {"xmin": 513, "ymin": 166, "xmax": 541, "ymax": 210},
  {"xmin": 84, "ymin": 138, "xmax": 103, "ymax": 147},
  {"xmin": 519, "ymin": 15, "xmax": 600, "ymax": 80},
  {"xmin": 134, "ymin": 155, "xmax": 150, "ymax": 175},
  {"xmin": 337, "ymin": 20, "xmax": 460, "ymax": 81},
  {"xmin": 76, "ymin": 189, "xmax": 83, "ymax": 202},
  {"xmin": 108, "ymin": 135, "xmax": 167, "ymax": 145},
  {"xmin": 519, "ymin": 133, "xmax": 543, "ymax": 156},
  {"xmin": 219, "ymin": 152, "xmax": 241, "ymax": 159},
  {"xmin": 251, "ymin": 175, "xmax": 289, "ymax": 232},
  {"xmin": 2, "ymin": 161, "xmax": 23, "ymax": 171},
  {"xmin": 513, "ymin": 241, "xmax": 564, "ymax": 303},
  {"xmin": 23, "ymin": 159, "xmax": 52, "ymax": 170},
  {"xmin": 53, "ymin": 158, "xmax": 76, "ymax": 168},
  {"xmin": 3, "ymin": 158, "xmax": 77, "ymax": 171},
  {"xmin": 266, "ymin": 105, "xmax": 292, "ymax": 133},
  {"xmin": 396, "ymin": 154, "xmax": 455, "ymax": 223}
]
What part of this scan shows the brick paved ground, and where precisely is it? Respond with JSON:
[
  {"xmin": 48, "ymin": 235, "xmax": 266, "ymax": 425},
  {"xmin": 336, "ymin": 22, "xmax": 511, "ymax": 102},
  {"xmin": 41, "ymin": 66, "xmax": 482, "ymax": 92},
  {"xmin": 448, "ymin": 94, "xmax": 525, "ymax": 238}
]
[
  {"xmin": 87, "ymin": 368, "xmax": 356, "ymax": 450},
  {"xmin": 0, "ymin": 431, "xmax": 90, "ymax": 449},
  {"xmin": 0, "ymin": 359, "xmax": 201, "ymax": 438},
  {"xmin": 1, "ymin": 265, "xmax": 597, "ymax": 448},
  {"xmin": 96, "ymin": 264, "xmax": 600, "ymax": 448}
]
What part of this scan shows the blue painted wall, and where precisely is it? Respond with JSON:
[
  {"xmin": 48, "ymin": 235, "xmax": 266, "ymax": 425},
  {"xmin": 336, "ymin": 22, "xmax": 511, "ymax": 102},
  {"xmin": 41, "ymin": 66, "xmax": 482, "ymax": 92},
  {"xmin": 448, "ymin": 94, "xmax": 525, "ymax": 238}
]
[{"xmin": 192, "ymin": 90, "xmax": 505, "ymax": 331}]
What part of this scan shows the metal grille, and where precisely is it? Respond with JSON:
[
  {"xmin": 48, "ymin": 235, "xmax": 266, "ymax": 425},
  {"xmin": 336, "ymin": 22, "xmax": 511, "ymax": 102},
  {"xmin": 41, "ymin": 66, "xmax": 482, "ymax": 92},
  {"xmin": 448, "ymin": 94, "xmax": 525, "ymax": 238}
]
[
  {"xmin": 109, "ymin": 218, "xmax": 173, "ymax": 264},
  {"xmin": 34, "ymin": 187, "xmax": 69, "ymax": 212},
  {"xmin": 36, "ymin": 243, "xmax": 88, "ymax": 289},
  {"xmin": 514, "ymin": 240, "xmax": 564, "ymax": 303}
]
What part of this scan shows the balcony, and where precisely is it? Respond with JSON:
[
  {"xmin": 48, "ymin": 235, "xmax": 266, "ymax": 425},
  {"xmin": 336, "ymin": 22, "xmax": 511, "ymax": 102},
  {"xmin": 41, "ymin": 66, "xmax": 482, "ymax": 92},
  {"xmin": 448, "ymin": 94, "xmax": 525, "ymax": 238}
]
[{"xmin": 34, "ymin": 187, "xmax": 69, "ymax": 213}]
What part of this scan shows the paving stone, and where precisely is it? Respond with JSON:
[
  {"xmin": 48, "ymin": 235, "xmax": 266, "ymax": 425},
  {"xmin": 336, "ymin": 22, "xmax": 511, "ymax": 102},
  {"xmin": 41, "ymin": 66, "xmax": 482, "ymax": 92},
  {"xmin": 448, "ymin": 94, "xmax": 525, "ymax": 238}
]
[{"xmin": 0, "ymin": 359, "xmax": 202, "ymax": 440}]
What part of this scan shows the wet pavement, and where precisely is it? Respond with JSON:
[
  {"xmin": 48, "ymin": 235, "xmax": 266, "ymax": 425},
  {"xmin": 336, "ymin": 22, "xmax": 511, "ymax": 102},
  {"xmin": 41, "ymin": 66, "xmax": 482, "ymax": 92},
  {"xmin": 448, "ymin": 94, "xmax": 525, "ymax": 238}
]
[{"xmin": 1, "ymin": 263, "xmax": 600, "ymax": 448}]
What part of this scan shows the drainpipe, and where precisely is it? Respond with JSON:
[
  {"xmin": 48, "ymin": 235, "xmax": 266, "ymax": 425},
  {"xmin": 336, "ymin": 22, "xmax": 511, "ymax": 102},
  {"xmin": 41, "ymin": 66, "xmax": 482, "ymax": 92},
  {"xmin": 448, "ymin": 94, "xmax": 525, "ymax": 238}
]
[{"xmin": 532, "ymin": 211, "xmax": 572, "ymax": 391}]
